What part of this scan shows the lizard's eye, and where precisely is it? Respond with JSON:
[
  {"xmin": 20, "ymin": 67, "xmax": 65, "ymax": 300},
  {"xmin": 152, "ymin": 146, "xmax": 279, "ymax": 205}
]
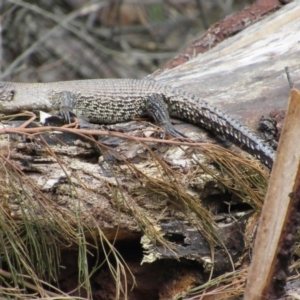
[{"xmin": 10, "ymin": 90, "xmax": 15, "ymax": 99}]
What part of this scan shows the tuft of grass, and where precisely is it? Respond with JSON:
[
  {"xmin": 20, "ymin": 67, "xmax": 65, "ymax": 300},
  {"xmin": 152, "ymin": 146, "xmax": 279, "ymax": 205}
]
[{"xmin": 0, "ymin": 134, "xmax": 134, "ymax": 299}]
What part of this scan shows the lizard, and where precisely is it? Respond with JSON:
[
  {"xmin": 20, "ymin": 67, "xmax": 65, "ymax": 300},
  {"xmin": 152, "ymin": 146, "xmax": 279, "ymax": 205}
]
[{"xmin": 0, "ymin": 78, "xmax": 276, "ymax": 169}]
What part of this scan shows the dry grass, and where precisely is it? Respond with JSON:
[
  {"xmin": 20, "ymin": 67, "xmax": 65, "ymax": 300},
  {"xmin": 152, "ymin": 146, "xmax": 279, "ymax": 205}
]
[{"xmin": 0, "ymin": 114, "xmax": 269, "ymax": 298}]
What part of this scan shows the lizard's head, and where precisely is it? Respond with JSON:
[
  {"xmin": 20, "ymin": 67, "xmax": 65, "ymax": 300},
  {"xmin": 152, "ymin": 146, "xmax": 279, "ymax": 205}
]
[
  {"xmin": 0, "ymin": 82, "xmax": 46, "ymax": 114},
  {"xmin": 0, "ymin": 82, "xmax": 15, "ymax": 102},
  {"xmin": 0, "ymin": 82, "xmax": 53, "ymax": 114}
]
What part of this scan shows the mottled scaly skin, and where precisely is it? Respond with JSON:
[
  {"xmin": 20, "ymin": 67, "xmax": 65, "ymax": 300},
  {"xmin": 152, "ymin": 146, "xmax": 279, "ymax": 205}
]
[{"xmin": 0, "ymin": 79, "xmax": 275, "ymax": 168}]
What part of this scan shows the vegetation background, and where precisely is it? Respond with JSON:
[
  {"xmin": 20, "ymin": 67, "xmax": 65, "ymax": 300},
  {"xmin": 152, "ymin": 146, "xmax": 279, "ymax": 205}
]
[{"xmin": 1, "ymin": 0, "xmax": 254, "ymax": 82}]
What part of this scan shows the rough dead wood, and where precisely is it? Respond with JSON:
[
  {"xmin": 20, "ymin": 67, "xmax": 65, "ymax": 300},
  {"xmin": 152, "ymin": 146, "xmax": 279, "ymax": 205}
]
[{"xmin": 154, "ymin": 0, "xmax": 300, "ymax": 133}]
